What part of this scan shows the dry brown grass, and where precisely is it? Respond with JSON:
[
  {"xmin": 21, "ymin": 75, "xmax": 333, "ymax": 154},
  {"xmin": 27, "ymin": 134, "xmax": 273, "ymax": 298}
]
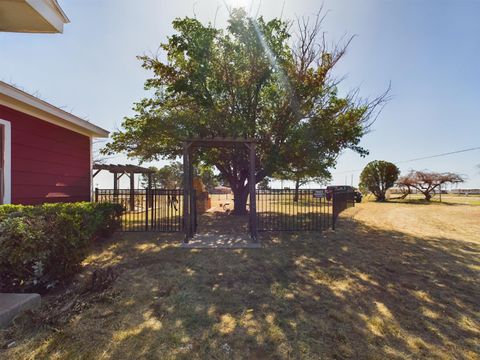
[
  {"xmin": 1, "ymin": 201, "xmax": 479, "ymax": 359},
  {"xmin": 386, "ymin": 193, "xmax": 480, "ymax": 206}
]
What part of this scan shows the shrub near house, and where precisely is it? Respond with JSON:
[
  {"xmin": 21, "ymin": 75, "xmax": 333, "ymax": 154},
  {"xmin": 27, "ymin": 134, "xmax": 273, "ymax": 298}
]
[{"xmin": 0, "ymin": 202, "xmax": 122, "ymax": 293}]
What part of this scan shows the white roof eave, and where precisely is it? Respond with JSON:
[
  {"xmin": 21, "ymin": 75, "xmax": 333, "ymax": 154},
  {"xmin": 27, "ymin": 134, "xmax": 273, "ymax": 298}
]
[
  {"xmin": 25, "ymin": 0, "xmax": 70, "ymax": 33},
  {"xmin": 0, "ymin": 81, "xmax": 109, "ymax": 138}
]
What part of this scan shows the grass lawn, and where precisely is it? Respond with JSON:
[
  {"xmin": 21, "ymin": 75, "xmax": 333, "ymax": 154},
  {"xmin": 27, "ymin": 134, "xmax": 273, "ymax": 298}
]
[
  {"xmin": 1, "ymin": 201, "xmax": 479, "ymax": 359},
  {"xmin": 385, "ymin": 193, "xmax": 480, "ymax": 206}
]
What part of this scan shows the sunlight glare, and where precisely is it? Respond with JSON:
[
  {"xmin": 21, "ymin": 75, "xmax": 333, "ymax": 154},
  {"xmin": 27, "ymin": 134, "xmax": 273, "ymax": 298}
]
[{"xmin": 228, "ymin": 0, "xmax": 251, "ymax": 9}]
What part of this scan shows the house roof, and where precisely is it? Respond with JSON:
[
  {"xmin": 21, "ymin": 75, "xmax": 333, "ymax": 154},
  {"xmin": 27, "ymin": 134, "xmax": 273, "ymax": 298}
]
[
  {"xmin": 0, "ymin": 81, "xmax": 109, "ymax": 138},
  {"xmin": 0, "ymin": 0, "xmax": 70, "ymax": 33}
]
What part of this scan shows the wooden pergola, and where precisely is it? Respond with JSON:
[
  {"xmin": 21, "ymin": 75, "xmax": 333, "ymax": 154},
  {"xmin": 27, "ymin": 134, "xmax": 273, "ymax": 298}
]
[
  {"xmin": 183, "ymin": 137, "xmax": 257, "ymax": 242},
  {"xmin": 93, "ymin": 163, "xmax": 156, "ymax": 210}
]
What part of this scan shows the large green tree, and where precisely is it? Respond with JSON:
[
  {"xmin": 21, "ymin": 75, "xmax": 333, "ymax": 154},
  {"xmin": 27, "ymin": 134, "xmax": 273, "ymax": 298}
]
[
  {"xmin": 103, "ymin": 9, "xmax": 388, "ymax": 214},
  {"xmin": 141, "ymin": 161, "xmax": 219, "ymax": 190},
  {"xmin": 359, "ymin": 160, "xmax": 400, "ymax": 201},
  {"xmin": 141, "ymin": 162, "xmax": 183, "ymax": 189},
  {"xmin": 195, "ymin": 164, "xmax": 219, "ymax": 191},
  {"xmin": 273, "ymin": 125, "xmax": 332, "ymax": 201}
]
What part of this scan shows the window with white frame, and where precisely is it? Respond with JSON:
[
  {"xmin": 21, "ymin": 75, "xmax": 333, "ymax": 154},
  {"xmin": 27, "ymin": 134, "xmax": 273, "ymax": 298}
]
[{"xmin": 0, "ymin": 119, "xmax": 11, "ymax": 204}]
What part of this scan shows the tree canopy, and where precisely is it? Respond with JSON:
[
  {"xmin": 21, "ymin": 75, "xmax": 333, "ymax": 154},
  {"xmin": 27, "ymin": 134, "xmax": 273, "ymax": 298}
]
[
  {"xmin": 359, "ymin": 160, "xmax": 400, "ymax": 201},
  {"xmin": 397, "ymin": 170, "xmax": 464, "ymax": 201},
  {"xmin": 195, "ymin": 164, "xmax": 219, "ymax": 191},
  {"xmin": 141, "ymin": 162, "xmax": 183, "ymax": 189},
  {"xmin": 257, "ymin": 177, "xmax": 271, "ymax": 190},
  {"xmin": 103, "ymin": 9, "xmax": 388, "ymax": 214},
  {"xmin": 141, "ymin": 161, "xmax": 219, "ymax": 190}
]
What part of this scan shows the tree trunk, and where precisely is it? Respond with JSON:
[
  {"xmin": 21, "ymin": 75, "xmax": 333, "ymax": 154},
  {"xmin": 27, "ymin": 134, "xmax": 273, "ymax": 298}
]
[
  {"xmin": 373, "ymin": 188, "xmax": 386, "ymax": 201},
  {"xmin": 424, "ymin": 192, "xmax": 432, "ymax": 201},
  {"xmin": 293, "ymin": 179, "xmax": 300, "ymax": 202},
  {"xmin": 399, "ymin": 186, "xmax": 410, "ymax": 199},
  {"xmin": 231, "ymin": 185, "xmax": 249, "ymax": 215}
]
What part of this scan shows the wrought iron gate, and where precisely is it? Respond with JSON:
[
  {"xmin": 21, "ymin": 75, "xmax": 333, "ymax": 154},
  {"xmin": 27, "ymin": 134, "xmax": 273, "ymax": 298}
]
[
  {"xmin": 95, "ymin": 188, "xmax": 186, "ymax": 232},
  {"xmin": 96, "ymin": 187, "xmax": 354, "ymax": 233},
  {"xmin": 256, "ymin": 188, "xmax": 355, "ymax": 232},
  {"xmin": 256, "ymin": 189, "xmax": 332, "ymax": 231}
]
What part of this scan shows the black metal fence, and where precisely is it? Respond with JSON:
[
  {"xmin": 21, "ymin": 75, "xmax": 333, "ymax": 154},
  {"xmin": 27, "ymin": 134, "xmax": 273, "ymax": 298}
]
[
  {"xmin": 96, "ymin": 187, "xmax": 355, "ymax": 233},
  {"xmin": 95, "ymin": 188, "xmax": 184, "ymax": 232},
  {"xmin": 256, "ymin": 189, "xmax": 332, "ymax": 231}
]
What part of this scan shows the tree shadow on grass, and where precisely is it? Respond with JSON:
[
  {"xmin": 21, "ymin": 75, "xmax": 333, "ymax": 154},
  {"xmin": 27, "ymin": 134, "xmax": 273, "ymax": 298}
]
[
  {"xmin": 2, "ymin": 216, "xmax": 479, "ymax": 359},
  {"xmin": 196, "ymin": 211, "xmax": 250, "ymax": 235}
]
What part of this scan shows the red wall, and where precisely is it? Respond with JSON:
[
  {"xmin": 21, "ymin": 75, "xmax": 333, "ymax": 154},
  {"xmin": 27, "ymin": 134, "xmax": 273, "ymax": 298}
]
[{"xmin": 0, "ymin": 105, "xmax": 91, "ymax": 204}]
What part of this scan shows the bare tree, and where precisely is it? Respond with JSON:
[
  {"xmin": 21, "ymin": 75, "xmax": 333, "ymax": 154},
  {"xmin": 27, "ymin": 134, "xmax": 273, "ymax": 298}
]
[
  {"xmin": 93, "ymin": 139, "xmax": 110, "ymax": 164},
  {"xmin": 397, "ymin": 170, "xmax": 464, "ymax": 201}
]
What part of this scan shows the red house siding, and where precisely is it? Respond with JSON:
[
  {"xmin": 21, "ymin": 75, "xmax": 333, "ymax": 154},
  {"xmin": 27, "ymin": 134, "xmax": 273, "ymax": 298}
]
[{"xmin": 0, "ymin": 104, "xmax": 91, "ymax": 204}]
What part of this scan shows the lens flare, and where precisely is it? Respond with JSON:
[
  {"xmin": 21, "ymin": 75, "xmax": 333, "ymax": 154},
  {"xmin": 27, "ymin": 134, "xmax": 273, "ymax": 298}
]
[{"xmin": 229, "ymin": 0, "xmax": 250, "ymax": 9}]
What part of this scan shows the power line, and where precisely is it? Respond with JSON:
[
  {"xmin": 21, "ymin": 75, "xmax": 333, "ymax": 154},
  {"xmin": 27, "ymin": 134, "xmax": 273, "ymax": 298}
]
[
  {"xmin": 396, "ymin": 146, "xmax": 480, "ymax": 164},
  {"xmin": 333, "ymin": 146, "xmax": 480, "ymax": 175}
]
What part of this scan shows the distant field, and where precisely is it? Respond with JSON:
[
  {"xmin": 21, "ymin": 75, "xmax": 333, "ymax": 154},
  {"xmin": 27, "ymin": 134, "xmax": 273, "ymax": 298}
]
[
  {"xmin": 110, "ymin": 192, "xmax": 480, "ymax": 232},
  {"xmin": 379, "ymin": 193, "xmax": 480, "ymax": 206}
]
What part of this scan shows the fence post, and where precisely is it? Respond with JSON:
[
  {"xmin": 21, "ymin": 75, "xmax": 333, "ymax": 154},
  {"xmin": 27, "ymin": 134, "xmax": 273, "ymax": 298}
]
[
  {"xmin": 129, "ymin": 173, "xmax": 135, "ymax": 211},
  {"xmin": 332, "ymin": 192, "xmax": 336, "ymax": 230},
  {"xmin": 248, "ymin": 142, "xmax": 258, "ymax": 241},
  {"xmin": 193, "ymin": 190, "xmax": 197, "ymax": 233},
  {"xmin": 145, "ymin": 188, "xmax": 149, "ymax": 231},
  {"xmin": 95, "ymin": 187, "xmax": 99, "ymax": 203},
  {"xmin": 183, "ymin": 144, "xmax": 190, "ymax": 242}
]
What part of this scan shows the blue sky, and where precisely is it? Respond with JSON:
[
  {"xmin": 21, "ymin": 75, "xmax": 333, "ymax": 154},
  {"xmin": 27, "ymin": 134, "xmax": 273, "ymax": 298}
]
[{"xmin": 1, "ymin": 0, "xmax": 479, "ymax": 189}]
